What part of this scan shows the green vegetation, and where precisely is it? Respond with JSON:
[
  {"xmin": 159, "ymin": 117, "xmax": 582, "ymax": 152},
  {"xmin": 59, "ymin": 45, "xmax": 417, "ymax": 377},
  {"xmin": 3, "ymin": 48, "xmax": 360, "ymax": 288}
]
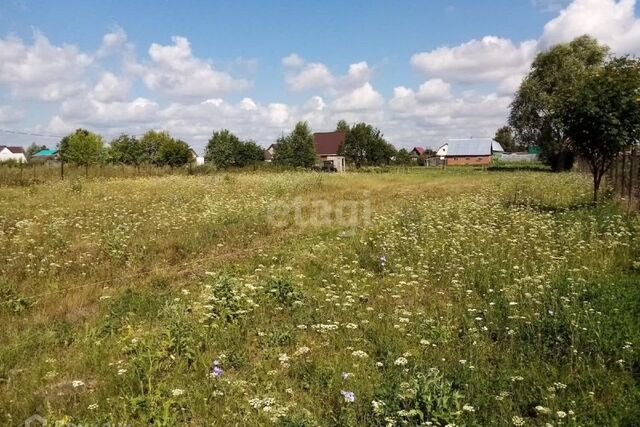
[{"xmin": 1, "ymin": 169, "xmax": 638, "ymax": 425}]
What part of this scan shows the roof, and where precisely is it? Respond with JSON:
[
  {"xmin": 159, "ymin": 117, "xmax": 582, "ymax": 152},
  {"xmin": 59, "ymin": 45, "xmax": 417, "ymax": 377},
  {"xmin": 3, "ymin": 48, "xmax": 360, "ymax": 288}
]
[
  {"xmin": 33, "ymin": 149, "xmax": 58, "ymax": 157},
  {"xmin": 442, "ymin": 138, "xmax": 503, "ymax": 156},
  {"xmin": 313, "ymin": 131, "xmax": 346, "ymax": 156},
  {"xmin": 0, "ymin": 145, "xmax": 25, "ymax": 154},
  {"xmin": 411, "ymin": 147, "xmax": 425, "ymax": 155}
]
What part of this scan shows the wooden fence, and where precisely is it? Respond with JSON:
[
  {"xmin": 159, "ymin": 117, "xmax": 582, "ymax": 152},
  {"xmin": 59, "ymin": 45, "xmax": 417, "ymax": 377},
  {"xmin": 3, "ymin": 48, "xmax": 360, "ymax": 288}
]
[{"xmin": 607, "ymin": 149, "xmax": 640, "ymax": 210}]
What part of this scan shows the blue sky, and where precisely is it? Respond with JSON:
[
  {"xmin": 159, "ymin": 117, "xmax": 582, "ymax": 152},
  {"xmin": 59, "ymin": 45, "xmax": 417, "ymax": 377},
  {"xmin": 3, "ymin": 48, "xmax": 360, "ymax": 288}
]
[{"xmin": 0, "ymin": 0, "xmax": 639, "ymax": 152}]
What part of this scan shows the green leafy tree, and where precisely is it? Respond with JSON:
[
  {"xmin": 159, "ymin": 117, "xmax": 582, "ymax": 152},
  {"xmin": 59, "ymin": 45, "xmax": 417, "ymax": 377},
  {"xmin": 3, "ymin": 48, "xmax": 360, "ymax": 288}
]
[
  {"xmin": 139, "ymin": 130, "xmax": 174, "ymax": 165},
  {"xmin": 273, "ymin": 121, "xmax": 317, "ymax": 168},
  {"xmin": 336, "ymin": 120, "xmax": 350, "ymax": 133},
  {"xmin": 493, "ymin": 126, "xmax": 523, "ymax": 152},
  {"xmin": 205, "ymin": 129, "xmax": 242, "ymax": 168},
  {"xmin": 561, "ymin": 56, "xmax": 640, "ymax": 201},
  {"xmin": 236, "ymin": 140, "xmax": 265, "ymax": 167},
  {"xmin": 339, "ymin": 122, "xmax": 394, "ymax": 167},
  {"xmin": 395, "ymin": 148, "xmax": 412, "ymax": 165},
  {"xmin": 509, "ymin": 35, "xmax": 609, "ymax": 171},
  {"xmin": 25, "ymin": 143, "xmax": 47, "ymax": 160},
  {"xmin": 58, "ymin": 128, "xmax": 104, "ymax": 176},
  {"xmin": 156, "ymin": 138, "xmax": 192, "ymax": 168},
  {"xmin": 110, "ymin": 134, "xmax": 144, "ymax": 167}
]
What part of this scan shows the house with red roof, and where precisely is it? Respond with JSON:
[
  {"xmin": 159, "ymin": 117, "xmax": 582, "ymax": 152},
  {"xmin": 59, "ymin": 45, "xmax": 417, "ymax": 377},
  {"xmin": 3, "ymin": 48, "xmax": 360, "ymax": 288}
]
[
  {"xmin": 313, "ymin": 131, "xmax": 346, "ymax": 172},
  {"xmin": 0, "ymin": 145, "xmax": 26, "ymax": 163}
]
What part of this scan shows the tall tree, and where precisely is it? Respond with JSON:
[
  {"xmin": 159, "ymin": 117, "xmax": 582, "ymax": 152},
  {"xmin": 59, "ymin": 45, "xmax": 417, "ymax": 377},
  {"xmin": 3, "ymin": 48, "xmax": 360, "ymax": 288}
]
[
  {"xmin": 110, "ymin": 134, "xmax": 144, "ymax": 167},
  {"xmin": 156, "ymin": 138, "xmax": 192, "ymax": 168},
  {"xmin": 139, "ymin": 130, "xmax": 174, "ymax": 165},
  {"xmin": 273, "ymin": 121, "xmax": 317, "ymax": 168},
  {"xmin": 25, "ymin": 143, "xmax": 47, "ymax": 160},
  {"xmin": 339, "ymin": 122, "xmax": 394, "ymax": 167},
  {"xmin": 336, "ymin": 120, "xmax": 350, "ymax": 133},
  {"xmin": 493, "ymin": 126, "xmax": 521, "ymax": 152},
  {"xmin": 58, "ymin": 128, "xmax": 104, "ymax": 176},
  {"xmin": 236, "ymin": 140, "xmax": 265, "ymax": 167},
  {"xmin": 394, "ymin": 148, "xmax": 412, "ymax": 165},
  {"xmin": 206, "ymin": 129, "xmax": 242, "ymax": 168},
  {"xmin": 509, "ymin": 35, "xmax": 609, "ymax": 171},
  {"xmin": 561, "ymin": 56, "xmax": 640, "ymax": 201}
]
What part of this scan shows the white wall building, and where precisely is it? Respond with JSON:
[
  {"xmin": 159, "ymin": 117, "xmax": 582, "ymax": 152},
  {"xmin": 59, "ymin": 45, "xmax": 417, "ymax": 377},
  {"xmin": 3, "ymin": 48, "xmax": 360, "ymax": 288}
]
[{"xmin": 0, "ymin": 145, "xmax": 27, "ymax": 163}]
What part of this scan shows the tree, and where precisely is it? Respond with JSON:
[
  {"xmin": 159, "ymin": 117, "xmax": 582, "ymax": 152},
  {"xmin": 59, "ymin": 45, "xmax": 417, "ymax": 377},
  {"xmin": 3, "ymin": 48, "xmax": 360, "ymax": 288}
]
[
  {"xmin": 509, "ymin": 35, "xmax": 609, "ymax": 171},
  {"xmin": 236, "ymin": 140, "xmax": 265, "ymax": 167},
  {"xmin": 336, "ymin": 120, "xmax": 350, "ymax": 133},
  {"xmin": 561, "ymin": 56, "xmax": 640, "ymax": 201},
  {"xmin": 156, "ymin": 138, "xmax": 192, "ymax": 168},
  {"xmin": 339, "ymin": 122, "xmax": 394, "ymax": 167},
  {"xmin": 394, "ymin": 148, "xmax": 412, "ymax": 165},
  {"xmin": 25, "ymin": 143, "xmax": 46, "ymax": 160},
  {"xmin": 110, "ymin": 134, "xmax": 144, "ymax": 167},
  {"xmin": 493, "ymin": 126, "xmax": 522, "ymax": 152},
  {"xmin": 205, "ymin": 129, "xmax": 242, "ymax": 168},
  {"xmin": 273, "ymin": 121, "xmax": 317, "ymax": 168},
  {"xmin": 139, "ymin": 130, "xmax": 174, "ymax": 165},
  {"xmin": 58, "ymin": 128, "xmax": 104, "ymax": 176}
]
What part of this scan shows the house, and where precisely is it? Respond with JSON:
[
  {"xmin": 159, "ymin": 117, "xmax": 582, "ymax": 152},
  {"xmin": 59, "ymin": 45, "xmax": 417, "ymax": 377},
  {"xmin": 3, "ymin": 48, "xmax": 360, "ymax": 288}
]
[
  {"xmin": 29, "ymin": 148, "xmax": 59, "ymax": 164},
  {"xmin": 188, "ymin": 148, "xmax": 205, "ymax": 165},
  {"xmin": 313, "ymin": 131, "xmax": 346, "ymax": 172},
  {"xmin": 435, "ymin": 138, "xmax": 504, "ymax": 165},
  {"xmin": 264, "ymin": 143, "xmax": 278, "ymax": 162},
  {"xmin": 410, "ymin": 147, "xmax": 425, "ymax": 159},
  {"xmin": 0, "ymin": 145, "xmax": 27, "ymax": 163}
]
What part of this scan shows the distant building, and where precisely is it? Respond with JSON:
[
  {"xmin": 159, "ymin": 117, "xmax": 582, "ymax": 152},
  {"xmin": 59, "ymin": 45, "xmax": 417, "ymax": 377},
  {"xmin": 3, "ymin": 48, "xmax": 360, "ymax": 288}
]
[
  {"xmin": 313, "ymin": 131, "xmax": 346, "ymax": 172},
  {"xmin": 0, "ymin": 145, "xmax": 27, "ymax": 163},
  {"xmin": 264, "ymin": 143, "xmax": 279, "ymax": 162},
  {"xmin": 410, "ymin": 147, "xmax": 425, "ymax": 159},
  {"xmin": 436, "ymin": 138, "xmax": 504, "ymax": 165}
]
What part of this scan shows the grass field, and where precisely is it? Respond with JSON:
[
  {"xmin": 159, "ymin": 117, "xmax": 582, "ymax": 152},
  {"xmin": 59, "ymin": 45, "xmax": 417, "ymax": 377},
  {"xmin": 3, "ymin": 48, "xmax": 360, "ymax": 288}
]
[{"xmin": 1, "ymin": 169, "xmax": 639, "ymax": 426}]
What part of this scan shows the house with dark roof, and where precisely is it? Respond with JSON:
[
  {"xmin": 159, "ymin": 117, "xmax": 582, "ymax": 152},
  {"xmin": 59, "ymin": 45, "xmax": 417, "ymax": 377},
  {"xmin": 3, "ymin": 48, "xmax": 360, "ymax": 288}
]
[
  {"xmin": 435, "ymin": 138, "xmax": 504, "ymax": 165},
  {"xmin": 313, "ymin": 131, "xmax": 346, "ymax": 172},
  {"xmin": 0, "ymin": 145, "xmax": 27, "ymax": 163},
  {"xmin": 410, "ymin": 147, "xmax": 425, "ymax": 158},
  {"xmin": 264, "ymin": 143, "xmax": 279, "ymax": 162}
]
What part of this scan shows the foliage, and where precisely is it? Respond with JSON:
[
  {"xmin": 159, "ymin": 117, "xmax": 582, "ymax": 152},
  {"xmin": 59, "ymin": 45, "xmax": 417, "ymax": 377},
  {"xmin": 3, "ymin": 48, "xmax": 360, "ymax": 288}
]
[
  {"xmin": 139, "ymin": 130, "xmax": 174, "ymax": 165},
  {"xmin": 509, "ymin": 35, "xmax": 609, "ymax": 171},
  {"xmin": 561, "ymin": 56, "xmax": 640, "ymax": 201},
  {"xmin": 25, "ymin": 143, "xmax": 47, "ymax": 160},
  {"xmin": 155, "ymin": 138, "xmax": 192, "ymax": 168},
  {"xmin": 339, "ymin": 122, "xmax": 395, "ymax": 167},
  {"xmin": 205, "ymin": 130, "xmax": 264, "ymax": 168},
  {"xmin": 58, "ymin": 128, "xmax": 104, "ymax": 172},
  {"xmin": 110, "ymin": 134, "xmax": 145, "ymax": 166},
  {"xmin": 336, "ymin": 120, "xmax": 350, "ymax": 133},
  {"xmin": 493, "ymin": 126, "xmax": 523, "ymax": 152},
  {"xmin": 273, "ymin": 121, "xmax": 317, "ymax": 168},
  {"xmin": 394, "ymin": 148, "xmax": 412, "ymax": 165}
]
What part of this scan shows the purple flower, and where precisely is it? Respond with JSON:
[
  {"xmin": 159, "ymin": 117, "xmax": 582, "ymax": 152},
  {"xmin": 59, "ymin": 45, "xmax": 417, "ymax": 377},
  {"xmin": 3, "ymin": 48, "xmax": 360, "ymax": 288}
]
[
  {"xmin": 341, "ymin": 390, "xmax": 355, "ymax": 403},
  {"xmin": 211, "ymin": 366, "xmax": 224, "ymax": 377}
]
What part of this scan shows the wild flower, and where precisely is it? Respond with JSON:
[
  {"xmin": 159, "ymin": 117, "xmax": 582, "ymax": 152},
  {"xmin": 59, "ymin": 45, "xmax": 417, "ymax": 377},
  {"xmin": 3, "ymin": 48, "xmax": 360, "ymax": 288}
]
[
  {"xmin": 341, "ymin": 390, "xmax": 355, "ymax": 403},
  {"xmin": 394, "ymin": 357, "xmax": 408, "ymax": 366},
  {"xmin": 293, "ymin": 346, "xmax": 310, "ymax": 356},
  {"xmin": 172, "ymin": 388, "xmax": 185, "ymax": 397},
  {"xmin": 71, "ymin": 380, "xmax": 85, "ymax": 388},
  {"xmin": 87, "ymin": 403, "xmax": 98, "ymax": 410},
  {"xmin": 512, "ymin": 416, "xmax": 526, "ymax": 426},
  {"xmin": 462, "ymin": 404, "xmax": 475, "ymax": 412},
  {"xmin": 352, "ymin": 350, "xmax": 368, "ymax": 358}
]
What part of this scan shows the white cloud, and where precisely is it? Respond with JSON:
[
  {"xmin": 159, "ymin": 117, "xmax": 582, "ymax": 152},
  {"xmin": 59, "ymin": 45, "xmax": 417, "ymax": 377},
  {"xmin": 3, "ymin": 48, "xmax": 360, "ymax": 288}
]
[
  {"xmin": 282, "ymin": 54, "xmax": 373, "ymax": 95},
  {"xmin": 141, "ymin": 36, "xmax": 251, "ymax": 97},
  {"xmin": 541, "ymin": 0, "xmax": 640, "ymax": 53},
  {"xmin": 91, "ymin": 72, "xmax": 131, "ymax": 102},
  {"xmin": 286, "ymin": 62, "xmax": 334, "ymax": 91},
  {"xmin": 0, "ymin": 105, "xmax": 24, "ymax": 123},
  {"xmin": 411, "ymin": 36, "xmax": 538, "ymax": 84},
  {"xmin": 332, "ymin": 83, "xmax": 384, "ymax": 112},
  {"xmin": 282, "ymin": 53, "xmax": 305, "ymax": 68},
  {"xmin": 0, "ymin": 32, "xmax": 92, "ymax": 101}
]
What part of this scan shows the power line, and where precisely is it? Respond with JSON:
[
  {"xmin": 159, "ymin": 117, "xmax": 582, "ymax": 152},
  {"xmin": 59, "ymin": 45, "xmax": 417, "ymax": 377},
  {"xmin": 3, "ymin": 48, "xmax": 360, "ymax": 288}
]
[{"xmin": 0, "ymin": 128, "xmax": 64, "ymax": 139}]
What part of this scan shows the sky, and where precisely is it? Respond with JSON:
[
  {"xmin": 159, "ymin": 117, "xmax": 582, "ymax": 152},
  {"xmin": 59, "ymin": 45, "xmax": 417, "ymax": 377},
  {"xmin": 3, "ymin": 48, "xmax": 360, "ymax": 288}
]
[{"xmin": 0, "ymin": 0, "xmax": 640, "ymax": 154}]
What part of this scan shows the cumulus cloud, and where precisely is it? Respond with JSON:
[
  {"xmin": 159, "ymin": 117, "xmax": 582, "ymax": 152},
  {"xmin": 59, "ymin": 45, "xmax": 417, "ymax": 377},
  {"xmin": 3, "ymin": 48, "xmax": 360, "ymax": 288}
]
[
  {"xmin": 0, "ymin": 32, "xmax": 91, "ymax": 101},
  {"xmin": 411, "ymin": 36, "xmax": 538, "ymax": 84},
  {"xmin": 332, "ymin": 83, "xmax": 384, "ymax": 112},
  {"xmin": 541, "ymin": 0, "xmax": 640, "ymax": 53},
  {"xmin": 141, "ymin": 36, "xmax": 251, "ymax": 97}
]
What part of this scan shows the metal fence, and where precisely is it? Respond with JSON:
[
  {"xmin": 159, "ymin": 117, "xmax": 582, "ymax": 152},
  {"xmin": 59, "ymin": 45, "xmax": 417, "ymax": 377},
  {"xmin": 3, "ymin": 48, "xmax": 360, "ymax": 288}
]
[{"xmin": 606, "ymin": 149, "xmax": 640, "ymax": 210}]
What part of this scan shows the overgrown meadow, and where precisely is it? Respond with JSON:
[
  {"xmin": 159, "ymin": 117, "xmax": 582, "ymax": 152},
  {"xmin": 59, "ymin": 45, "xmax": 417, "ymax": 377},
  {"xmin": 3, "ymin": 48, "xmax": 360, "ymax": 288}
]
[{"xmin": 1, "ymin": 169, "xmax": 639, "ymax": 426}]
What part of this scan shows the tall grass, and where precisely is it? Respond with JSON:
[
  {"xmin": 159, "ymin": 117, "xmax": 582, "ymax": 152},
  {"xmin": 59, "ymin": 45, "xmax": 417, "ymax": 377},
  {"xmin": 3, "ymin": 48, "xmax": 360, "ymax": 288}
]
[{"xmin": 0, "ymin": 170, "xmax": 638, "ymax": 426}]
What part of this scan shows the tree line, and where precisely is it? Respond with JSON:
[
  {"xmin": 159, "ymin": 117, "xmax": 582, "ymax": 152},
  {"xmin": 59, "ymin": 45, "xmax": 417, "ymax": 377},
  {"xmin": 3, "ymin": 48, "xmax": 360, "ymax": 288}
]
[{"xmin": 497, "ymin": 35, "xmax": 640, "ymax": 201}]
